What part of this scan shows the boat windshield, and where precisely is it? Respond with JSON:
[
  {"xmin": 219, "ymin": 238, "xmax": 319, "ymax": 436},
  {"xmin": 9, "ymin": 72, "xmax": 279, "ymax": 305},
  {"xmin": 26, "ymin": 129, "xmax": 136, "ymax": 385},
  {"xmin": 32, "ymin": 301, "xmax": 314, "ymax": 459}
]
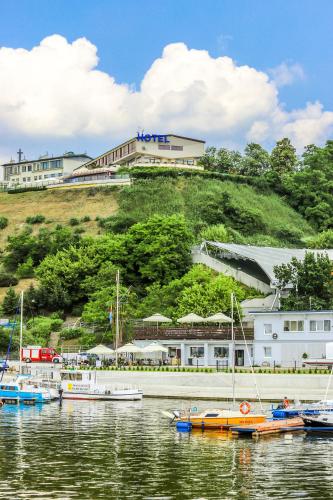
[
  {"xmin": 61, "ymin": 372, "xmax": 83, "ymax": 381},
  {"xmin": 0, "ymin": 385, "xmax": 17, "ymax": 391}
]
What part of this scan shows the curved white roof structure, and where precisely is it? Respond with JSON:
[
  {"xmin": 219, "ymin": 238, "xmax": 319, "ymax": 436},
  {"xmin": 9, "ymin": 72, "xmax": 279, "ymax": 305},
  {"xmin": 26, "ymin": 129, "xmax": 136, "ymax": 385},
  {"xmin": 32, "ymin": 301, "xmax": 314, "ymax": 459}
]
[{"xmin": 203, "ymin": 242, "xmax": 333, "ymax": 287}]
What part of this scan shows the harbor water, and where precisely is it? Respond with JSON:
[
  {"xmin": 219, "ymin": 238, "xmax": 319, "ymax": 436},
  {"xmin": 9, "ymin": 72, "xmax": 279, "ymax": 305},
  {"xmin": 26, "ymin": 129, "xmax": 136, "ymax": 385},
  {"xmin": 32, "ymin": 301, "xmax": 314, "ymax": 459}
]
[{"xmin": 0, "ymin": 398, "xmax": 333, "ymax": 499}]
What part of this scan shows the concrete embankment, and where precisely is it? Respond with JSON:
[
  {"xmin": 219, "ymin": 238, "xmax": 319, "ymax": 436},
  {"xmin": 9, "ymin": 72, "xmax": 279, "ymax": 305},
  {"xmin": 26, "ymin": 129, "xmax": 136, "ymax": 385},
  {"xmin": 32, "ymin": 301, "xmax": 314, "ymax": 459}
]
[{"xmin": 96, "ymin": 370, "xmax": 332, "ymax": 402}]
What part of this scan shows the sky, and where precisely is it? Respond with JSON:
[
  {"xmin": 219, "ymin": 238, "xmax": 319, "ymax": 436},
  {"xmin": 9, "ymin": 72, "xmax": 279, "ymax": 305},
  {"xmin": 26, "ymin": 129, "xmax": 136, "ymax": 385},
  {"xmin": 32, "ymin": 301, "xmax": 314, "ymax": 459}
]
[{"xmin": 0, "ymin": 0, "xmax": 332, "ymax": 163}]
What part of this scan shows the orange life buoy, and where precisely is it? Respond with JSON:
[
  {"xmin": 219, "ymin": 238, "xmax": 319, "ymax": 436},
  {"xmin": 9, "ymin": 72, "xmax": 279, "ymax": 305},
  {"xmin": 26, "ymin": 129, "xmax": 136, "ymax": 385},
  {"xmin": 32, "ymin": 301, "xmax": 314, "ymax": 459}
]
[{"xmin": 240, "ymin": 401, "xmax": 251, "ymax": 415}]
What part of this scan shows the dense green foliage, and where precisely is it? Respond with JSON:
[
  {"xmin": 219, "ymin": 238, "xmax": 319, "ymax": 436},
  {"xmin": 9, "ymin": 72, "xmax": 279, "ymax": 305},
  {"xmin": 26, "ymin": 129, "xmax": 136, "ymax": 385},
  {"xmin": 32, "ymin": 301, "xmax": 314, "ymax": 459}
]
[{"xmin": 274, "ymin": 253, "xmax": 333, "ymax": 310}]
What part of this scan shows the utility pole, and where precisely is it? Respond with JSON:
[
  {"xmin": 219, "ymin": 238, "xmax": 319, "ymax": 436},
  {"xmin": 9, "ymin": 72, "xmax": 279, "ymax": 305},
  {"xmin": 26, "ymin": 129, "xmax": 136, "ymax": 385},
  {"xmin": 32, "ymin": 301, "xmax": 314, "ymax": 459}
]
[
  {"xmin": 19, "ymin": 291, "xmax": 24, "ymax": 375},
  {"xmin": 115, "ymin": 270, "xmax": 120, "ymax": 368}
]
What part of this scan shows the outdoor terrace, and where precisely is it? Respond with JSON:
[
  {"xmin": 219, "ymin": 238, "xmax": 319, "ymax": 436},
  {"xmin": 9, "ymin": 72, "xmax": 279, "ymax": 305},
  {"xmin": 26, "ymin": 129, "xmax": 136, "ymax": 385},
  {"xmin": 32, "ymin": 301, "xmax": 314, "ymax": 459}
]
[{"xmin": 133, "ymin": 326, "xmax": 254, "ymax": 341}]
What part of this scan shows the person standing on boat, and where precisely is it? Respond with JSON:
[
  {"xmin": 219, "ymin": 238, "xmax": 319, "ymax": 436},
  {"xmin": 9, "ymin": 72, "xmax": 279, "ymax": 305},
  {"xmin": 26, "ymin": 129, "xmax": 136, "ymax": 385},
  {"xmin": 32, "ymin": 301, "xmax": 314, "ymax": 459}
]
[{"xmin": 283, "ymin": 396, "xmax": 290, "ymax": 408}]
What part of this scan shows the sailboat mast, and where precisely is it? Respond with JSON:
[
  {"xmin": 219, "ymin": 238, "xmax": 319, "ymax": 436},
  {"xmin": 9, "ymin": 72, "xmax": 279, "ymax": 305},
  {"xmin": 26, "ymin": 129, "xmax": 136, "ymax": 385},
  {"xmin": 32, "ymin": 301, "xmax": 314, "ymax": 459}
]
[
  {"xmin": 115, "ymin": 270, "xmax": 120, "ymax": 368},
  {"xmin": 231, "ymin": 292, "xmax": 235, "ymax": 407},
  {"xmin": 19, "ymin": 291, "xmax": 24, "ymax": 375}
]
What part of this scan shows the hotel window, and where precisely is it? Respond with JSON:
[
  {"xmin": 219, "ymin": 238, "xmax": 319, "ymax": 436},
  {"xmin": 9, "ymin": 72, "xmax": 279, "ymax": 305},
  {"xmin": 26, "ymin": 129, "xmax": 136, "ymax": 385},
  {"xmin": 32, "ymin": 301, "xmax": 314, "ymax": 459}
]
[
  {"xmin": 264, "ymin": 324, "xmax": 272, "ymax": 335},
  {"xmin": 23, "ymin": 177, "xmax": 26, "ymax": 182},
  {"xmin": 42, "ymin": 161, "xmax": 49, "ymax": 170},
  {"xmin": 171, "ymin": 145, "xmax": 183, "ymax": 151},
  {"xmin": 27, "ymin": 165, "xmax": 32, "ymax": 171},
  {"xmin": 309, "ymin": 320, "xmax": 331, "ymax": 332},
  {"xmin": 50, "ymin": 160, "xmax": 61, "ymax": 168},
  {"xmin": 214, "ymin": 346, "xmax": 229, "ymax": 358},
  {"xmin": 39, "ymin": 175, "xmax": 42, "ymax": 180},
  {"xmin": 283, "ymin": 320, "xmax": 304, "ymax": 332},
  {"xmin": 44, "ymin": 174, "xmax": 49, "ymax": 179},
  {"xmin": 22, "ymin": 166, "xmax": 26, "ymax": 172},
  {"xmin": 158, "ymin": 145, "xmax": 171, "ymax": 150},
  {"xmin": 190, "ymin": 346, "xmax": 204, "ymax": 358},
  {"xmin": 34, "ymin": 176, "xmax": 37, "ymax": 180},
  {"xmin": 263, "ymin": 347, "xmax": 272, "ymax": 357}
]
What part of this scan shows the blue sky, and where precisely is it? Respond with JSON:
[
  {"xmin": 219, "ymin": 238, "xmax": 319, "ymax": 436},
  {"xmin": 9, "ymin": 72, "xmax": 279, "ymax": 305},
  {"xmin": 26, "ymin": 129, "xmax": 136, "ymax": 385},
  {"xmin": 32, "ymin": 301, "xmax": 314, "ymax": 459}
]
[{"xmin": 0, "ymin": 0, "xmax": 332, "ymax": 160}]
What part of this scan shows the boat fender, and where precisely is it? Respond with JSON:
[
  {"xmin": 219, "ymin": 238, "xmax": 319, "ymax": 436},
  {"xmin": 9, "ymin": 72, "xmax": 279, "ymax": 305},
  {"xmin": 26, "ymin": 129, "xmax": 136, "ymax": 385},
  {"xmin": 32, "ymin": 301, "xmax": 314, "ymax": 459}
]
[{"xmin": 240, "ymin": 401, "xmax": 251, "ymax": 415}]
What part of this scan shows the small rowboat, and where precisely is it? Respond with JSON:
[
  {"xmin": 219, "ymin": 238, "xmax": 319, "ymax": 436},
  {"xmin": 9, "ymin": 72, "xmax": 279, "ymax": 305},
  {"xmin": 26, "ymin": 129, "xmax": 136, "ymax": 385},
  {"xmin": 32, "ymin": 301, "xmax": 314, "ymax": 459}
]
[{"xmin": 231, "ymin": 417, "xmax": 304, "ymax": 436}]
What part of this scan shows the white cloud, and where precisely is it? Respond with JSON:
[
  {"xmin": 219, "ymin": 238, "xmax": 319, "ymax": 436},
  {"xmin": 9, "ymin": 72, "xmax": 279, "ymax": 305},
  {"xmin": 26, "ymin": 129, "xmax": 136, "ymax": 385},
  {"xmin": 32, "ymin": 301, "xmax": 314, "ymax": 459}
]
[
  {"xmin": 0, "ymin": 35, "xmax": 332, "ymax": 154},
  {"xmin": 269, "ymin": 62, "xmax": 305, "ymax": 87}
]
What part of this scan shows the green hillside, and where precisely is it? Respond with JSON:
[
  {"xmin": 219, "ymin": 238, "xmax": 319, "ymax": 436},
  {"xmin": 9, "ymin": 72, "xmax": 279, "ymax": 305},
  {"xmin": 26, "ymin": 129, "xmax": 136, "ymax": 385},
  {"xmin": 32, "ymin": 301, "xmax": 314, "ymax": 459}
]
[{"xmin": 0, "ymin": 174, "xmax": 320, "ymax": 350}]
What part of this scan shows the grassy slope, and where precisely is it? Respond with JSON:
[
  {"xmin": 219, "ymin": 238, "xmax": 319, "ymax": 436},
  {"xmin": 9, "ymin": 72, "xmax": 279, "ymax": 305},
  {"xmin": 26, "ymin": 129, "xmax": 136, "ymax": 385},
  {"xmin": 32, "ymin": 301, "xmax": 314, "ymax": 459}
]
[
  {"xmin": 118, "ymin": 177, "xmax": 314, "ymax": 242},
  {"xmin": 0, "ymin": 187, "xmax": 119, "ymax": 248}
]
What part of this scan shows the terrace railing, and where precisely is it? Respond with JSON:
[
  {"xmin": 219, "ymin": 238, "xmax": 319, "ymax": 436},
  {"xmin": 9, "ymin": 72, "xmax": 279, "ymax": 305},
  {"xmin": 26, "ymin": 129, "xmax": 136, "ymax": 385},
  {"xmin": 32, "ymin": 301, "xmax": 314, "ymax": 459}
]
[{"xmin": 133, "ymin": 326, "xmax": 254, "ymax": 341}]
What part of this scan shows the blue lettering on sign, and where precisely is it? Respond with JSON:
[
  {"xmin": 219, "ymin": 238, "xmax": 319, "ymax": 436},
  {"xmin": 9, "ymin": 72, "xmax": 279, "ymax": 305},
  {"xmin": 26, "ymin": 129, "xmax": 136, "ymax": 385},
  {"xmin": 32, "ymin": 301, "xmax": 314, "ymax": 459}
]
[{"xmin": 137, "ymin": 133, "xmax": 170, "ymax": 143}]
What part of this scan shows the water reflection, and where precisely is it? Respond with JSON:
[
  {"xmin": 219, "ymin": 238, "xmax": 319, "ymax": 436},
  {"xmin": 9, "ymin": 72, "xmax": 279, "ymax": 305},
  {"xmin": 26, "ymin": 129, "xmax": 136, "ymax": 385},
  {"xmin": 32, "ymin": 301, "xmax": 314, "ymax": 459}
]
[{"xmin": 0, "ymin": 399, "xmax": 332, "ymax": 499}]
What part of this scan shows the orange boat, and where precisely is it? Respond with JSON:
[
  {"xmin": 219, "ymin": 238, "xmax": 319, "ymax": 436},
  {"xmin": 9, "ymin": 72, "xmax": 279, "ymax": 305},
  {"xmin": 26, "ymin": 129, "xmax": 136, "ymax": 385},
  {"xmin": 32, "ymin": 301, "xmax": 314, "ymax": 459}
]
[
  {"xmin": 176, "ymin": 407, "xmax": 267, "ymax": 429},
  {"xmin": 231, "ymin": 417, "xmax": 304, "ymax": 436}
]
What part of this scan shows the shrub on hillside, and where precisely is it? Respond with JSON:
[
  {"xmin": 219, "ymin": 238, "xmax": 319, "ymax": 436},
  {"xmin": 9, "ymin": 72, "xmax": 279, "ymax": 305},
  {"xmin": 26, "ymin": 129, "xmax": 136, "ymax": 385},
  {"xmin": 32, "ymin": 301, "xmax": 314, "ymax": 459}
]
[
  {"xmin": 274, "ymin": 225, "xmax": 303, "ymax": 245},
  {"xmin": 60, "ymin": 327, "xmax": 88, "ymax": 340},
  {"xmin": 199, "ymin": 224, "xmax": 230, "ymax": 243},
  {"xmin": 99, "ymin": 213, "xmax": 137, "ymax": 233},
  {"xmin": 0, "ymin": 271, "xmax": 18, "ymax": 287},
  {"xmin": 0, "ymin": 216, "xmax": 8, "ymax": 230},
  {"xmin": 69, "ymin": 218, "xmax": 80, "ymax": 226},
  {"xmin": 16, "ymin": 257, "xmax": 34, "ymax": 279},
  {"xmin": 8, "ymin": 186, "xmax": 46, "ymax": 194},
  {"xmin": 26, "ymin": 214, "xmax": 46, "ymax": 224},
  {"xmin": 81, "ymin": 215, "xmax": 91, "ymax": 223},
  {"xmin": 308, "ymin": 229, "xmax": 333, "ymax": 249}
]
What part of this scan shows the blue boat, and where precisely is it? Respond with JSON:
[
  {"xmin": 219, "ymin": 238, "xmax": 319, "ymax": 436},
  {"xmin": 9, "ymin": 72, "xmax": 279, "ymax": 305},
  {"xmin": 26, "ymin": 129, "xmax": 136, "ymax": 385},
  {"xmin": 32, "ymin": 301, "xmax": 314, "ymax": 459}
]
[
  {"xmin": 0, "ymin": 379, "xmax": 51, "ymax": 404},
  {"xmin": 272, "ymin": 401, "xmax": 333, "ymax": 419}
]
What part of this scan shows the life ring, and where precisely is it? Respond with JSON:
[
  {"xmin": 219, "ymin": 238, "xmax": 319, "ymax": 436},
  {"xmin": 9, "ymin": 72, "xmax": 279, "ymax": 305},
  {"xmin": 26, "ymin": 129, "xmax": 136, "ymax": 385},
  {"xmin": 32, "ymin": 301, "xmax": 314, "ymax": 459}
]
[{"xmin": 240, "ymin": 401, "xmax": 251, "ymax": 415}]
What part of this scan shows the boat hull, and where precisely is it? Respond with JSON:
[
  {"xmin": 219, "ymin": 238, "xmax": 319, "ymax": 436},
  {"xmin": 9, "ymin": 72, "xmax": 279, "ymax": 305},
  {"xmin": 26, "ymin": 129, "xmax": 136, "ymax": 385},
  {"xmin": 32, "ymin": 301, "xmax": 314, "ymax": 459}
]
[
  {"xmin": 302, "ymin": 415, "xmax": 333, "ymax": 427},
  {"xmin": 179, "ymin": 415, "xmax": 266, "ymax": 429},
  {"xmin": 63, "ymin": 391, "xmax": 143, "ymax": 401}
]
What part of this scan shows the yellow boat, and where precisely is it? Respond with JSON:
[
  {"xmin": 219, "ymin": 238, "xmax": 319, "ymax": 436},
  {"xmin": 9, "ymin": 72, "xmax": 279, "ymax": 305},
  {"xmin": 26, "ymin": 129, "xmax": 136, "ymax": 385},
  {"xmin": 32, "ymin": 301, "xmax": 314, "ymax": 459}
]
[{"xmin": 176, "ymin": 408, "xmax": 267, "ymax": 429}]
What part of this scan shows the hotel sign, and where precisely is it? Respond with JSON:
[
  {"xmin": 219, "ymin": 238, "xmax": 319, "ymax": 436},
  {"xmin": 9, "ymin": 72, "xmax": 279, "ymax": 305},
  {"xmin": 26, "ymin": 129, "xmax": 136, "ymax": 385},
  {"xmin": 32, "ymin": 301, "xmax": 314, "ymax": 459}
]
[{"xmin": 137, "ymin": 133, "xmax": 170, "ymax": 143}]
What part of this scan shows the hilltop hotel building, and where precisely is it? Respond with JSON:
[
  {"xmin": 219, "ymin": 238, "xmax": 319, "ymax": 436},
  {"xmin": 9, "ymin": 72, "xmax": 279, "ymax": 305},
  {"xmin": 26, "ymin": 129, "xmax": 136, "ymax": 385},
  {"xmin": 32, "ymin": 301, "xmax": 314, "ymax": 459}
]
[
  {"xmin": 3, "ymin": 152, "xmax": 92, "ymax": 187},
  {"xmin": 66, "ymin": 133, "xmax": 205, "ymax": 182}
]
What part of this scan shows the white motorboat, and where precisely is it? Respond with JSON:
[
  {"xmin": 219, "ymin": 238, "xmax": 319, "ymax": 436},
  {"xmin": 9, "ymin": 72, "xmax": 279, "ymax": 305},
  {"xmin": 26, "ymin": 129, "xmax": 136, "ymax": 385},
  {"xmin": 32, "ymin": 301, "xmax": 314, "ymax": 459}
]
[
  {"xmin": 60, "ymin": 370, "xmax": 143, "ymax": 401},
  {"xmin": 302, "ymin": 412, "xmax": 333, "ymax": 427}
]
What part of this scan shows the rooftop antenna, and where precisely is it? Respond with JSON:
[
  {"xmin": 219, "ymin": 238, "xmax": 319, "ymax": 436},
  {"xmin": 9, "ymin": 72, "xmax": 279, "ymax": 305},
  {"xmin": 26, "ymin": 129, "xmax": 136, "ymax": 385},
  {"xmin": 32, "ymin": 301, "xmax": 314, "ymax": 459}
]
[{"xmin": 17, "ymin": 148, "xmax": 23, "ymax": 162}]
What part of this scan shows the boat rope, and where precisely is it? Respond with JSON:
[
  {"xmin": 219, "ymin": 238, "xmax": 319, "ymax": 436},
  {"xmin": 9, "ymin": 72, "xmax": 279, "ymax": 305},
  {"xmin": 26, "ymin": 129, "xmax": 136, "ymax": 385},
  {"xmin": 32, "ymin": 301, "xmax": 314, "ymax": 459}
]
[{"xmin": 234, "ymin": 296, "xmax": 264, "ymax": 413}]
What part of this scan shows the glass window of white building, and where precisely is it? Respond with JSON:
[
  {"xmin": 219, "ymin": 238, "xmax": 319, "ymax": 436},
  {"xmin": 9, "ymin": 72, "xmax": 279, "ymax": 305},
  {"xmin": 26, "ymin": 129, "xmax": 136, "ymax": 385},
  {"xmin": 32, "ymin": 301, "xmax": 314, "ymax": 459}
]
[
  {"xmin": 263, "ymin": 346, "xmax": 272, "ymax": 357},
  {"xmin": 283, "ymin": 320, "xmax": 304, "ymax": 332},
  {"xmin": 309, "ymin": 320, "xmax": 331, "ymax": 332},
  {"xmin": 264, "ymin": 324, "xmax": 272, "ymax": 334},
  {"xmin": 190, "ymin": 346, "xmax": 204, "ymax": 358},
  {"xmin": 214, "ymin": 346, "xmax": 229, "ymax": 358}
]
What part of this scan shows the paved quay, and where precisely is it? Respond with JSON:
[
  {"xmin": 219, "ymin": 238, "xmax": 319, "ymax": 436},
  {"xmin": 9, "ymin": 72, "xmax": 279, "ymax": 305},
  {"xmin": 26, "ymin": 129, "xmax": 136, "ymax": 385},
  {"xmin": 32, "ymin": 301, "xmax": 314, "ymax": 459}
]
[{"xmin": 95, "ymin": 370, "xmax": 332, "ymax": 402}]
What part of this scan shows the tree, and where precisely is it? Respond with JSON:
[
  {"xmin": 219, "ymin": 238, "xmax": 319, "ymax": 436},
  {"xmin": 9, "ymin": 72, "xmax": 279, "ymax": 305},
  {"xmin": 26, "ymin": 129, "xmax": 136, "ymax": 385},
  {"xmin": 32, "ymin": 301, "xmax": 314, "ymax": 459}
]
[
  {"xmin": 125, "ymin": 214, "xmax": 193, "ymax": 286},
  {"xmin": 271, "ymin": 138, "xmax": 298, "ymax": 175},
  {"xmin": 2, "ymin": 287, "xmax": 19, "ymax": 316},
  {"xmin": 274, "ymin": 252, "xmax": 333, "ymax": 310},
  {"xmin": 308, "ymin": 230, "xmax": 333, "ymax": 249},
  {"xmin": 241, "ymin": 143, "xmax": 271, "ymax": 176}
]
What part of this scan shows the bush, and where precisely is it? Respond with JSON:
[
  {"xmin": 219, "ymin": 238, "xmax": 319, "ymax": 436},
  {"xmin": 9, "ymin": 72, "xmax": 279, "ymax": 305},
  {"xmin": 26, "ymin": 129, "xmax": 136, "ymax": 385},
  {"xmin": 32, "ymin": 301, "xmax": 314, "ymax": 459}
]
[
  {"xmin": 0, "ymin": 271, "xmax": 18, "ymax": 287},
  {"xmin": 26, "ymin": 214, "xmax": 46, "ymax": 224},
  {"xmin": 0, "ymin": 216, "xmax": 8, "ymax": 230},
  {"xmin": 61, "ymin": 327, "xmax": 87, "ymax": 340},
  {"xmin": 16, "ymin": 257, "xmax": 34, "ymax": 279},
  {"xmin": 81, "ymin": 216, "xmax": 91, "ymax": 223},
  {"xmin": 69, "ymin": 218, "xmax": 80, "ymax": 226},
  {"xmin": 73, "ymin": 227, "xmax": 85, "ymax": 234},
  {"xmin": 8, "ymin": 186, "xmax": 46, "ymax": 194}
]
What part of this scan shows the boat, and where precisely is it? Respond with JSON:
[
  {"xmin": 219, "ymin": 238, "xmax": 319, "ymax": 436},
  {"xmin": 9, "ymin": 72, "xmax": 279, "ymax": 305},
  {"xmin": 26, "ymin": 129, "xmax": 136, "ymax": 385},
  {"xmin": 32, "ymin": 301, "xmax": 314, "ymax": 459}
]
[
  {"xmin": 301, "ymin": 412, "xmax": 333, "ymax": 427},
  {"xmin": 60, "ymin": 369, "xmax": 143, "ymax": 401},
  {"xmin": 0, "ymin": 378, "xmax": 51, "ymax": 404},
  {"xmin": 272, "ymin": 400, "xmax": 333, "ymax": 419},
  {"xmin": 174, "ymin": 407, "xmax": 266, "ymax": 429}
]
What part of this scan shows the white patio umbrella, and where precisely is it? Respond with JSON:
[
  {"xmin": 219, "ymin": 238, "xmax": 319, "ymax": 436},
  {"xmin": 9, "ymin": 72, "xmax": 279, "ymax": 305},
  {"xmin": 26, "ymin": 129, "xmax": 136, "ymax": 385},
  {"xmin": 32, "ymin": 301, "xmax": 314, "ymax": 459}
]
[
  {"xmin": 143, "ymin": 313, "xmax": 172, "ymax": 330},
  {"xmin": 143, "ymin": 313, "xmax": 172, "ymax": 324},
  {"xmin": 116, "ymin": 343, "xmax": 144, "ymax": 353},
  {"xmin": 204, "ymin": 312, "xmax": 233, "ymax": 328},
  {"xmin": 142, "ymin": 342, "xmax": 168, "ymax": 353},
  {"xmin": 87, "ymin": 344, "xmax": 115, "ymax": 355},
  {"xmin": 177, "ymin": 313, "xmax": 205, "ymax": 325}
]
